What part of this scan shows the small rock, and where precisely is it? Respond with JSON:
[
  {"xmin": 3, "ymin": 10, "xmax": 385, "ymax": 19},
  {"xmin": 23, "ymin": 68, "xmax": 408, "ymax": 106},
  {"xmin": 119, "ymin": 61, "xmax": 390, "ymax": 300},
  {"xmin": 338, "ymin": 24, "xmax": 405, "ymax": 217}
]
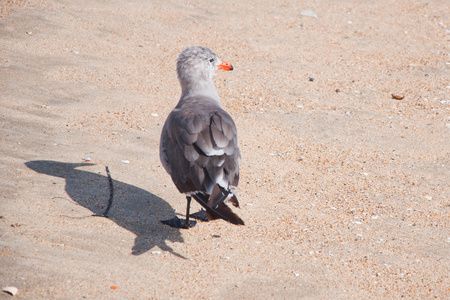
[
  {"xmin": 300, "ymin": 10, "xmax": 318, "ymax": 19},
  {"xmin": 151, "ymin": 113, "xmax": 158, "ymax": 117},
  {"xmin": 2, "ymin": 286, "xmax": 18, "ymax": 296},
  {"xmin": 26, "ymin": 31, "xmax": 32, "ymax": 35},
  {"xmin": 151, "ymin": 251, "xmax": 161, "ymax": 255},
  {"xmin": 391, "ymin": 94, "xmax": 404, "ymax": 100},
  {"xmin": 309, "ymin": 77, "xmax": 314, "ymax": 81},
  {"xmin": 121, "ymin": 160, "xmax": 130, "ymax": 164}
]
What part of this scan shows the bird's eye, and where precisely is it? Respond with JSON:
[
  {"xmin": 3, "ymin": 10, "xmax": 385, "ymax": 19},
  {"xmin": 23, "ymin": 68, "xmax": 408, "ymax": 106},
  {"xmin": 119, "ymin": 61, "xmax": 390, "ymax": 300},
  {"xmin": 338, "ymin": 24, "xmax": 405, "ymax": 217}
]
[{"xmin": 209, "ymin": 58, "xmax": 214, "ymax": 63}]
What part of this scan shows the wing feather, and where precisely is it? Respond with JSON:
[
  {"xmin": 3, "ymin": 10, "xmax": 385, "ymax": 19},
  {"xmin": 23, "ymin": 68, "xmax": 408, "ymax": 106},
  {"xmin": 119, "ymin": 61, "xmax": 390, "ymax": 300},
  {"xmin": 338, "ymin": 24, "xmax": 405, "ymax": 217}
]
[{"xmin": 160, "ymin": 99, "xmax": 240, "ymax": 194}]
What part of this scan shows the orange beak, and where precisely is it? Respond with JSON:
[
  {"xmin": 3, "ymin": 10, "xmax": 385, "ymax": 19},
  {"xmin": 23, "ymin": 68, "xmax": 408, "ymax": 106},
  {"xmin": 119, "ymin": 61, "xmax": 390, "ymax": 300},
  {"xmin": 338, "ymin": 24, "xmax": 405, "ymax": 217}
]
[{"xmin": 218, "ymin": 60, "xmax": 233, "ymax": 71}]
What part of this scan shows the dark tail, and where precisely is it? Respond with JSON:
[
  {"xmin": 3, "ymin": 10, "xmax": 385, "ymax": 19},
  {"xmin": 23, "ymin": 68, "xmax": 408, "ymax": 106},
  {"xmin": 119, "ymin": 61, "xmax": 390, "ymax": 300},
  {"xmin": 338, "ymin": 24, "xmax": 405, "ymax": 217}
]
[{"xmin": 191, "ymin": 185, "xmax": 244, "ymax": 225}]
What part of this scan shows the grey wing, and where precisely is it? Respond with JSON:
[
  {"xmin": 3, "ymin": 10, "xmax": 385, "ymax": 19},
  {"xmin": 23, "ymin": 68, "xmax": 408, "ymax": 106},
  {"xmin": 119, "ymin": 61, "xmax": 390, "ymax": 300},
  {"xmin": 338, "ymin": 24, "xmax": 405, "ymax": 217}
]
[{"xmin": 160, "ymin": 107, "xmax": 240, "ymax": 194}]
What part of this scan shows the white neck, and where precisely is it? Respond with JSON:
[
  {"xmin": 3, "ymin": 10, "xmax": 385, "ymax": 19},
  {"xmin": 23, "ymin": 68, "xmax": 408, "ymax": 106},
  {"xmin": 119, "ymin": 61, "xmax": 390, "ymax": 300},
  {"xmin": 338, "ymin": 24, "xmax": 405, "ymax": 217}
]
[{"xmin": 179, "ymin": 78, "xmax": 222, "ymax": 106}]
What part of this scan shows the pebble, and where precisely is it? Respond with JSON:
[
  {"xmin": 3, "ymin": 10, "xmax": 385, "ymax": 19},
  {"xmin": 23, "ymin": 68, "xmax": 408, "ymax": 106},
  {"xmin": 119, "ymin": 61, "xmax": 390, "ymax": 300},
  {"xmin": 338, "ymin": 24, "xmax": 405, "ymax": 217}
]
[
  {"xmin": 391, "ymin": 94, "xmax": 405, "ymax": 100},
  {"xmin": 82, "ymin": 157, "xmax": 92, "ymax": 161},
  {"xmin": 151, "ymin": 251, "xmax": 161, "ymax": 255},
  {"xmin": 121, "ymin": 160, "xmax": 130, "ymax": 164},
  {"xmin": 151, "ymin": 113, "xmax": 158, "ymax": 117},
  {"xmin": 2, "ymin": 286, "xmax": 18, "ymax": 296},
  {"xmin": 300, "ymin": 10, "xmax": 318, "ymax": 19}
]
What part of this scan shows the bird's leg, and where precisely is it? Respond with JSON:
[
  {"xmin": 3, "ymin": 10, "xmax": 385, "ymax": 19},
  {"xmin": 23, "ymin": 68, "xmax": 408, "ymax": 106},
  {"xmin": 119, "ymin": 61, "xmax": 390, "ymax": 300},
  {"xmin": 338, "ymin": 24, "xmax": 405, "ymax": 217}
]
[
  {"xmin": 160, "ymin": 195, "xmax": 197, "ymax": 229},
  {"xmin": 184, "ymin": 195, "xmax": 192, "ymax": 229}
]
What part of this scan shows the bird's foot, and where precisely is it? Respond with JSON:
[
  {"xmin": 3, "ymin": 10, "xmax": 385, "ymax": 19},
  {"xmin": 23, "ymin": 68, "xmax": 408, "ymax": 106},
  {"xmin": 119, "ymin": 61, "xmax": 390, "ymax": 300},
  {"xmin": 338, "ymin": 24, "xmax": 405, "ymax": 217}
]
[
  {"xmin": 161, "ymin": 216, "xmax": 197, "ymax": 229},
  {"xmin": 189, "ymin": 209, "xmax": 209, "ymax": 222}
]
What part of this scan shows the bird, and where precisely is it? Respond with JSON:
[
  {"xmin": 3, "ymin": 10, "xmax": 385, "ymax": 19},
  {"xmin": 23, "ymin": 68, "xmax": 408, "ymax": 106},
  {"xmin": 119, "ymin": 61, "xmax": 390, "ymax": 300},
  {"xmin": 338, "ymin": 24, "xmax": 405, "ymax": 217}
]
[{"xmin": 159, "ymin": 46, "xmax": 244, "ymax": 229}]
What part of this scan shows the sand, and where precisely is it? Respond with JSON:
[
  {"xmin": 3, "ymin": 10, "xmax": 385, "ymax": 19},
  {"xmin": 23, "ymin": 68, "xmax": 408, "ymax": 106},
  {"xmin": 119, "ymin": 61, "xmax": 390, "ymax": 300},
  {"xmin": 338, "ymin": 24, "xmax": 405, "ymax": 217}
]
[{"xmin": 0, "ymin": 0, "xmax": 449, "ymax": 298}]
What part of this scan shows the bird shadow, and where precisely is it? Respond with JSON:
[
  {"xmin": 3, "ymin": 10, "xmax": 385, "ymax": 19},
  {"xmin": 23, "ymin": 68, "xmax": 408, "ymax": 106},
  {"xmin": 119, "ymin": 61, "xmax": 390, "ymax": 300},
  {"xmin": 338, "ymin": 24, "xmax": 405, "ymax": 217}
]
[{"xmin": 25, "ymin": 160, "xmax": 186, "ymax": 259}]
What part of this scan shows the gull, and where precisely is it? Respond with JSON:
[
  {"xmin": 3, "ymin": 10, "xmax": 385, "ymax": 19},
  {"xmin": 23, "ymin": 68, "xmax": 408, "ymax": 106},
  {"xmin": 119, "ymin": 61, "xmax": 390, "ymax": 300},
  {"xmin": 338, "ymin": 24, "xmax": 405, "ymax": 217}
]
[{"xmin": 159, "ymin": 46, "xmax": 244, "ymax": 229}]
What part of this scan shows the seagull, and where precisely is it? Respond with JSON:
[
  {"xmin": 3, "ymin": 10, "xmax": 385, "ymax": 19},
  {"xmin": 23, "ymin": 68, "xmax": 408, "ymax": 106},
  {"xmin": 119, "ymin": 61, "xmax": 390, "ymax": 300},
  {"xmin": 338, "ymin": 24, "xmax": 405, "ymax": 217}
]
[{"xmin": 159, "ymin": 46, "xmax": 244, "ymax": 229}]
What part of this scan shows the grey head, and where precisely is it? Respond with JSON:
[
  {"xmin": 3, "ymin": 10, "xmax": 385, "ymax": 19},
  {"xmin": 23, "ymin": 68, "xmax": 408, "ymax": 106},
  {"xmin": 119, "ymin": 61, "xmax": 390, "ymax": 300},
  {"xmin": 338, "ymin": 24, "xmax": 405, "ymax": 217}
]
[{"xmin": 176, "ymin": 46, "xmax": 233, "ymax": 101}]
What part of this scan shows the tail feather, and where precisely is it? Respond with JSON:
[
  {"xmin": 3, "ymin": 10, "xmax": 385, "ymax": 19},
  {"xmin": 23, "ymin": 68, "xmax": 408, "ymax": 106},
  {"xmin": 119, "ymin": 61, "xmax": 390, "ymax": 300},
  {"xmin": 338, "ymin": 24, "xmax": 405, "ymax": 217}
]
[
  {"xmin": 208, "ymin": 184, "xmax": 240, "ymax": 207},
  {"xmin": 191, "ymin": 185, "xmax": 244, "ymax": 225}
]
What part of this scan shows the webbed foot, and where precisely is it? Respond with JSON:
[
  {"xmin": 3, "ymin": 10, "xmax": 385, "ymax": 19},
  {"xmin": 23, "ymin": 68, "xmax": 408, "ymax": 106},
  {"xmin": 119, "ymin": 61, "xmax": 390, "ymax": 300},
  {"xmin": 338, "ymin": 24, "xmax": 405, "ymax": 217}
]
[{"xmin": 161, "ymin": 216, "xmax": 197, "ymax": 229}]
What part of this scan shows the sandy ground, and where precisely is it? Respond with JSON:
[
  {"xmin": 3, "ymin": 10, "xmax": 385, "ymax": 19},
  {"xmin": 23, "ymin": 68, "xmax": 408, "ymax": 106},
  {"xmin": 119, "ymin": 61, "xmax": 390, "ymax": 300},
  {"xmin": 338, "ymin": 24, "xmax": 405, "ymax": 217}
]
[{"xmin": 1, "ymin": 0, "xmax": 449, "ymax": 298}]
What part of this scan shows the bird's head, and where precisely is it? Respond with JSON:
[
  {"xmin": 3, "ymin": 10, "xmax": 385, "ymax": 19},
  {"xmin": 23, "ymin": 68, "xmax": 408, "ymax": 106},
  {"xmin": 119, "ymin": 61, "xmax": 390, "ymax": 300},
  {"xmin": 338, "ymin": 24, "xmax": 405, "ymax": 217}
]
[{"xmin": 176, "ymin": 46, "xmax": 233, "ymax": 85}]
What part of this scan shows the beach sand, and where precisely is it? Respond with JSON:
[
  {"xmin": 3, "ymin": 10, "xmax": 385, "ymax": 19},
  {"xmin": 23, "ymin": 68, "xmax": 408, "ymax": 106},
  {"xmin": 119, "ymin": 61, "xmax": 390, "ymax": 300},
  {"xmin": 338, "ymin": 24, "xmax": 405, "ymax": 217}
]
[{"xmin": 1, "ymin": 0, "xmax": 449, "ymax": 298}]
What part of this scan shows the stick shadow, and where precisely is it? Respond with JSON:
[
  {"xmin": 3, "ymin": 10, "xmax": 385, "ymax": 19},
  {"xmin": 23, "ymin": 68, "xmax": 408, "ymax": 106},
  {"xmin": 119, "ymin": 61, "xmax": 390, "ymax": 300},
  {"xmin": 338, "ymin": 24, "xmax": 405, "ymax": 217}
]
[{"xmin": 25, "ymin": 160, "xmax": 185, "ymax": 258}]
